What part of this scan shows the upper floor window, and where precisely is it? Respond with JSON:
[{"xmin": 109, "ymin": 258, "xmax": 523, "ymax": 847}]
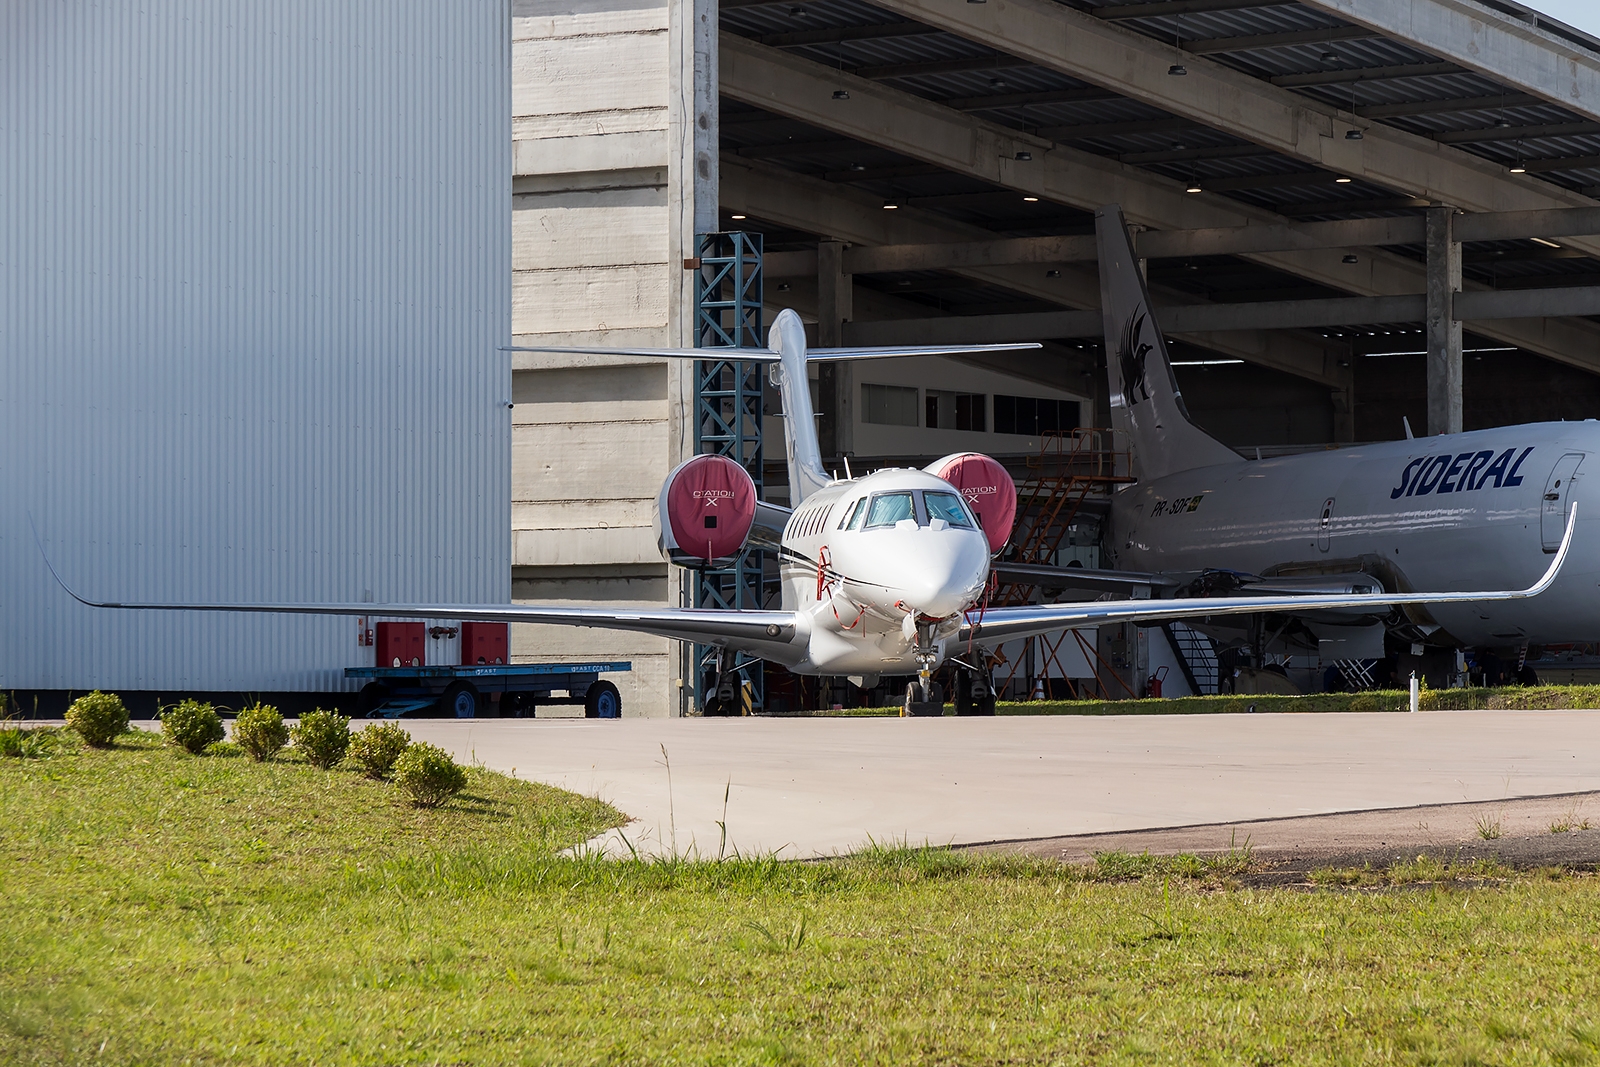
[
  {"xmin": 861, "ymin": 383, "xmax": 919, "ymax": 426},
  {"xmin": 925, "ymin": 391, "xmax": 986, "ymax": 432},
  {"xmin": 994, "ymin": 395, "xmax": 1077, "ymax": 436}
]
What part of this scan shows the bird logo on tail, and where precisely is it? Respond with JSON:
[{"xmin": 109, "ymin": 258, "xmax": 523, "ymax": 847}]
[{"xmin": 1119, "ymin": 310, "xmax": 1153, "ymax": 409}]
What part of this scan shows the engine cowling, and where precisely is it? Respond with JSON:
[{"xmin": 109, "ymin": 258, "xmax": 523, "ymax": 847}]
[
  {"xmin": 655, "ymin": 453, "xmax": 758, "ymax": 568},
  {"xmin": 925, "ymin": 452, "xmax": 1016, "ymax": 554}
]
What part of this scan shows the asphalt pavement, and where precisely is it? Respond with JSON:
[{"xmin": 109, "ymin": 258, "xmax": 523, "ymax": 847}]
[{"xmin": 401, "ymin": 711, "xmax": 1600, "ymax": 859}]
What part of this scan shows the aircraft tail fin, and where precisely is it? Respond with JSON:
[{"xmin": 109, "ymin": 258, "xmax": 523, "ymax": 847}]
[
  {"xmin": 1095, "ymin": 205, "xmax": 1241, "ymax": 479},
  {"xmin": 766, "ymin": 308, "xmax": 833, "ymax": 506}
]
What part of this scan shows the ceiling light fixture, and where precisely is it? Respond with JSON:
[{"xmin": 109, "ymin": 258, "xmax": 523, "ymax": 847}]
[
  {"xmin": 1335, "ymin": 176, "xmax": 1353, "ymax": 183},
  {"xmin": 1014, "ymin": 150, "xmax": 1032, "ymax": 161},
  {"xmin": 848, "ymin": 162, "xmax": 866, "ymax": 171},
  {"xmin": 1022, "ymin": 195, "xmax": 1039, "ymax": 202},
  {"xmin": 1168, "ymin": 63, "xmax": 1187, "ymax": 76},
  {"xmin": 1185, "ymin": 180, "xmax": 1202, "ymax": 193},
  {"xmin": 1509, "ymin": 162, "xmax": 1527, "ymax": 174},
  {"xmin": 1342, "ymin": 254, "xmax": 1359, "ymax": 264},
  {"xmin": 730, "ymin": 213, "xmax": 747, "ymax": 220},
  {"xmin": 882, "ymin": 200, "xmax": 899, "ymax": 210},
  {"xmin": 832, "ymin": 89, "xmax": 849, "ymax": 100},
  {"xmin": 1046, "ymin": 269, "xmax": 1061, "ymax": 277},
  {"xmin": 1345, "ymin": 128, "xmax": 1363, "ymax": 140},
  {"xmin": 777, "ymin": 282, "xmax": 791, "ymax": 292},
  {"xmin": 1532, "ymin": 237, "xmax": 1562, "ymax": 248}
]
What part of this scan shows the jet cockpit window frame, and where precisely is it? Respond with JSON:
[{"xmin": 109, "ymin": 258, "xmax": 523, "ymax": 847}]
[
  {"xmin": 922, "ymin": 490, "xmax": 974, "ymax": 528},
  {"xmin": 863, "ymin": 491, "xmax": 918, "ymax": 529},
  {"xmin": 840, "ymin": 497, "xmax": 867, "ymax": 530}
]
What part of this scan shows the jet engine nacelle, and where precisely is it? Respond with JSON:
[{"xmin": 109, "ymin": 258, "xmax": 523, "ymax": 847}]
[
  {"xmin": 925, "ymin": 452, "xmax": 1017, "ymax": 554},
  {"xmin": 655, "ymin": 453, "xmax": 758, "ymax": 568}
]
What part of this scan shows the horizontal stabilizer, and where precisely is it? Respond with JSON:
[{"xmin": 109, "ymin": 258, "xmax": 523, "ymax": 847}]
[{"xmin": 501, "ymin": 342, "xmax": 1041, "ymax": 362}]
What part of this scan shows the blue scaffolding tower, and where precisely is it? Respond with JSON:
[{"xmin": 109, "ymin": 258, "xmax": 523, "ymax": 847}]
[{"xmin": 692, "ymin": 231, "xmax": 769, "ymax": 711}]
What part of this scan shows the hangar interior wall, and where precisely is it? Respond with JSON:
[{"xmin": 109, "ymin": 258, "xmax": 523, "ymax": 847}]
[
  {"xmin": 0, "ymin": 0, "xmax": 511, "ymax": 693},
  {"xmin": 510, "ymin": 0, "xmax": 698, "ymax": 716}
]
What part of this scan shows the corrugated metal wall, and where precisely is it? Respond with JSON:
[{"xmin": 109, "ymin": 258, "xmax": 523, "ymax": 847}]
[{"xmin": 0, "ymin": 0, "xmax": 511, "ymax": 691}]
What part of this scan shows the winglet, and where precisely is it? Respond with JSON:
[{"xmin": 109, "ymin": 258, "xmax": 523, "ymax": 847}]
[
  {"xmin": 28, "ymin": 514, "xmax": 113, "ymax": 608},
  {"xmin": 1529, "ymin": 500, "xmax": 1578, "ymax": 596}
]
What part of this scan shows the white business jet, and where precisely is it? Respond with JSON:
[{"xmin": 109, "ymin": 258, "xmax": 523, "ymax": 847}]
[{"xmin": 48, "ymin": 305, "xmax": 1575, "ymax": 714}]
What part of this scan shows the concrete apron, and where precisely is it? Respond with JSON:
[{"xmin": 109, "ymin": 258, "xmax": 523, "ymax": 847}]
[{"xmin": 401, "ymin": 711, "xmax": 1600, "ymax": 859}]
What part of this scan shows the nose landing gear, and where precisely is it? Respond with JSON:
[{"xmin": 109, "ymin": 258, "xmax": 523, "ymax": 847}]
[{"xmin": 902, "ymin": 619, "xmax": 946, "ymax": 717}]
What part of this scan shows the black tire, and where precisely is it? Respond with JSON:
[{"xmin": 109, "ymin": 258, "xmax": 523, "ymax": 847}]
[
  {"xmin": 355, "ymin": 682, "xmax": 391, "ymax": 718},
  {"xmin": 585, "ymin": 680, "xmax": 622, "ymax": 719},
  {"xmin": 1517, "ymin": 665, "xmax": 1540, "ymax": 686},
  {"xmin": 954, "ymin": 670, "xmax": 975, "ymax": 716},
  {"xmin": 441, "ymin": 680, "xmax": 480, "ymax": 719}
]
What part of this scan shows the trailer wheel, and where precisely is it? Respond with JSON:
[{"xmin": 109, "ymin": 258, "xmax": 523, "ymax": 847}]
[
  {"xmin": 585, "ymin": 680, "xmax": 622, "ymax": 719},
  {"xmin": 356, "ymin": 682, "xmax": 391, "ymax": 718},
  {"xmin": 441, "ymin": 681, "xmax": 480, "ymax": 719}
]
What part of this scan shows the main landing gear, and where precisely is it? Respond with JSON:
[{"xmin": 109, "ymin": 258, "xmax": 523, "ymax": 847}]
[
  {"xmin": 953, "ymin": 666, "xmax": 997, "ymax": 716},
  {"xmin": 703, "ymin": 647, "xmax": 744, "ymax": 717}
]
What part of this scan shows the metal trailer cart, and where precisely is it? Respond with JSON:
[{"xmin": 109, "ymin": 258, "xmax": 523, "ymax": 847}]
[{"xmin": 344, "ymin": 662, "xmax": 632, "ymax": 719}]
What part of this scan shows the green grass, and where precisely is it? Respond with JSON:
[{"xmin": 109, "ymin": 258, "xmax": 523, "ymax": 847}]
[
  {"xmin": 6, "ymin": 731, "xmax": 1600, "ymax": 1064},
  {"xmin": 988, "ymin": 683, "xmax": 1600, "ymax": 715}
]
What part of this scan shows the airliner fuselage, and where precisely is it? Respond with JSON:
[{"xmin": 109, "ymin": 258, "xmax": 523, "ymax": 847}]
[{"xmin": 1109, "ymin": 422, "xmax": 1598, "ymax": 649}]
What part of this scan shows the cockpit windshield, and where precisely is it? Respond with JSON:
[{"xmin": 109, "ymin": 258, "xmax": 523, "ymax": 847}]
[
  {"xmin": 864, "ymin": 492, "xmax": 916, "ymax": 528},
  {"xmin": 923, "ymin": 491, "xmax": 974, "ymax": 528}
]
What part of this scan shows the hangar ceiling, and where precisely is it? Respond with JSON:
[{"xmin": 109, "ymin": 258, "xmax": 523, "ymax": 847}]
[{"xmin": 714, "ymin": 0, "xmax": 1600, "ymax": 442}]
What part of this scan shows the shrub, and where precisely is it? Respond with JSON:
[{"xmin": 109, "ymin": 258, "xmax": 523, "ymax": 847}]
[
  {"xmin": 392, "ymin": 742, "xmax": 467, "ymax": 808},
  {"xmin": 348, "ymin": 722, "xmax": 411, "ymax": 779},
  {"xmin": 0, "ymin": 725, "xmax": 59, "ymax": 760},
  {"xmin": 234, "ymin": 703, "xmax": 289, "ymax": 761},
  {"xmin": 162, "ymin": 699, "xmax": 225, "ymax": 754},
  {"xmin": 65, "ymin": 690, "xmax": 129, "ymax": 747},
  {"xmin": 292, "ymin": 709, "xmax": 351, "ymax": 769}
]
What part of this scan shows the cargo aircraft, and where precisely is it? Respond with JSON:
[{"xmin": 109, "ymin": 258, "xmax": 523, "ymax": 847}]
[
  {"xmin": 998, "ymin": 206, "xmax": 1600, "ymax": 686},
  {"xmin": 45, "ymin": 214, "xmax": 1577, "ymax": 712}
]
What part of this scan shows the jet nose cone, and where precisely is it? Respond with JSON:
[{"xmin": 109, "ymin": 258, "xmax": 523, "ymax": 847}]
[{"xmin": 880, "ymin": 528, "xmax": 990, "ymax": 619}]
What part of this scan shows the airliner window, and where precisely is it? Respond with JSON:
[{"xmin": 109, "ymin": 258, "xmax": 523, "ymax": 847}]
[
  {"xmin": 923, "ymin": 491, "xmax": 973, "ymax": 528},
  {"xmin": 864, "ymin": 492, "xmax": 915, "ymax": 528},
  {"xmin": 840, "ymin": 498, "xmax": 866, "ymax": 530}
]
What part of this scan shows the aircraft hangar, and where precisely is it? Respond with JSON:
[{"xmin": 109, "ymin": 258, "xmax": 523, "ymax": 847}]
[{"xmin": 517, "ymin": 0, "xmax": 1600, "ymax": 714}]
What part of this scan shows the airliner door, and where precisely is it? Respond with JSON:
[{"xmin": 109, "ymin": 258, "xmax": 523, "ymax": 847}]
[
  {"xmin": 1541, "ymin": 453, "xmax": 1584, "ymax": 552},
  {"xmin": 1317, "ymin": 497, "xmax": 1335, "ymax": 552}
]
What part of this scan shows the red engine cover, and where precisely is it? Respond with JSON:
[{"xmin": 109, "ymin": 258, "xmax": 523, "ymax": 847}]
[
  {"xmin": 656, "ymin": 453, "xmax": 758, "ymax": 567},
  {"xmin": 927, "ymin": 452, "xmax": 1017, "ymax": 554}
]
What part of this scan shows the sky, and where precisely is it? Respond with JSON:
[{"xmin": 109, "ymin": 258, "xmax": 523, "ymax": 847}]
[{"xmin": 1525, "ymin": 0, "xmax": 1600, "ymax": 38}]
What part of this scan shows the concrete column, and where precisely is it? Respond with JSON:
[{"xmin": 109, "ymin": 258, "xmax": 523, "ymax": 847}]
[
  {"xmin": 1426, "ymin": 207, "xmax": 1463, "ymax": 436},
  {"xmin": 817, "ymin": 240, "xmax": 854, "ymax": 459},
  {"xmin": 692, "ymin": 0, "xmax": 718, "ymax": 236}
]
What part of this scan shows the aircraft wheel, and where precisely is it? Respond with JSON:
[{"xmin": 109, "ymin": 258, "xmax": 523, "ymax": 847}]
[
  {"xmin": 903, "ymin": 681, "xmax": 945, "ymax": 717},
  {"xmin": 585, "ymin": 680, "xmax": 622, "ymax": 719},
  {"xmin": 356, "ymin": 682, "xmax": 390, "ymax": 718},
  {"xmin": 441, "ymin": 681, "xmax": 480, "ymax": 719},
  {"xmin": 954, "ymin": 670, "xmax": 974, "ymax": 716}
]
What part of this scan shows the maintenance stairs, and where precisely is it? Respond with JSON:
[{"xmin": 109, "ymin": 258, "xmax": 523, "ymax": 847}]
[
  {"xmin": 1162, "ymin": 622, "xmax": 1221, "ymax": 696},
  {"xmin": 990, "ymin": 430, "xmax": 1138, "ymax": 699}
]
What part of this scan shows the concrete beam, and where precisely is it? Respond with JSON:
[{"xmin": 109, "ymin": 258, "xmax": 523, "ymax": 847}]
[
  {"xmin": 722, "ymin": 156, "xmax": 1352, "ymax": 388},
  {"xmin": 862, "ymin": 0, "xmax": 1600, "ymax": 252},
  {"xmin": 1299, "ymin": 0, "xmax": 1600, "ymax": 124},
  {"xmin": 846, "ymin": 286, "xmax": 1600, "ymax": 344},
  {"xmin": 763, "ymin": 209, "xmax": 1600, "ymax": 276},
  {"xmin": 720, "ymin": 36, "xmax": 1600, "ymax": 378}
]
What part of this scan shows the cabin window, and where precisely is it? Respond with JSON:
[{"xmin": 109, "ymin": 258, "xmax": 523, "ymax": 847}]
[
  {"xmin": 922, "ymin": 491, "xmax": 974, "ymax": 528},
  {"xmin": 925, "ymin": 391, "xmax": 986, "ymax": 432},
  {"xmin": 864, "ymin": 492, "xmax": 916, "ymax": 528},
  {"xmin": 839, "ymin": 498, "xmax": 866, "ymax": 529},
  {"xmin": 861, "ymin": 383, "xmax": 919, "ymax": 426},
  {"xmin": 994, "ymin": 395, "xmax": 1077, "ymax": 436}
]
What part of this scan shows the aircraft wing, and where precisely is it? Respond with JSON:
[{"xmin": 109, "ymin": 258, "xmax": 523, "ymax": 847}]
[
  {"xmin": 44, "ymin": 566, "xmax": 796, "ymax": 652},
  {"xmin": 990, "ymin": 562, "xmax": 1173, "ymax": 595},
  {"xmin": 963, "ymin": 505, "xmax": 1577, "ymax": 645},
  {"xmin": 501, "ymin": 343, "xmax": 1041, "ymax": 362}
]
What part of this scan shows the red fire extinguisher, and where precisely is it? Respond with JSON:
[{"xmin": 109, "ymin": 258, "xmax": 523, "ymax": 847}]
[{"xmin": 1146, "ymin": 665, "xmax": 1169, "ymax": 699}]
